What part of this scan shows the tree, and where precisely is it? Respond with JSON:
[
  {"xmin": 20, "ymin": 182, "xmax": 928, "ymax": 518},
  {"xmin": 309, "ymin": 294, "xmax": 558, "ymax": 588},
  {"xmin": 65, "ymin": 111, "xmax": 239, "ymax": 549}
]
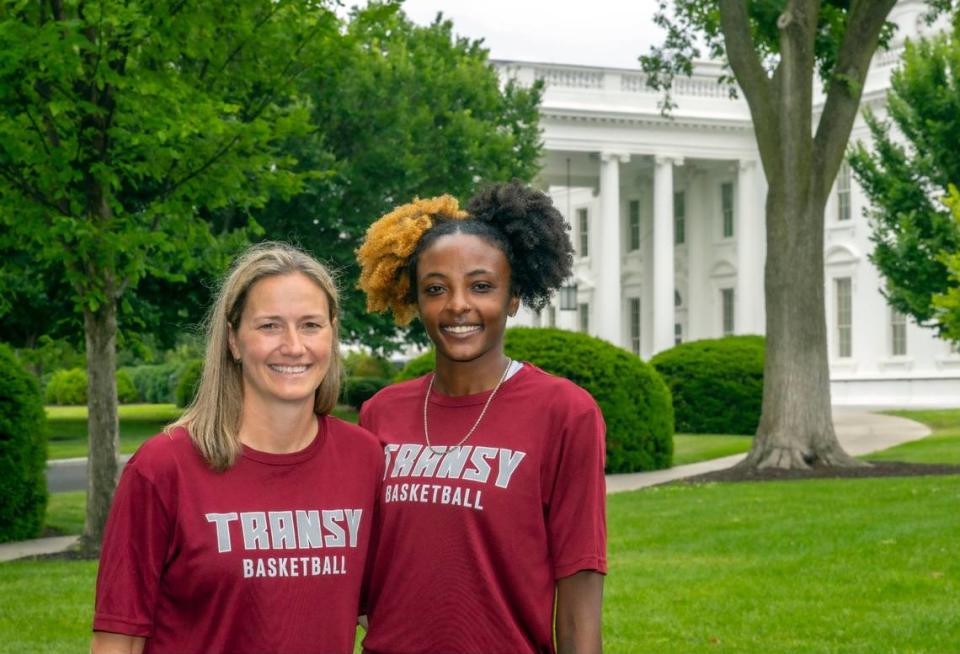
[
  {"xmin": 848, "ymin": 27, "xmax": 960, "ymax": 339},
  {"xmin": 641, "ymin": 1, "xmax": 952, "ymax": 469},
  {"xmin": 931, "ymin": 185, "xmax": 960, "ymax": 340},
  {"xmin": 252, "ymin": 3, "xmax": 544, "ymax": 353},
  {"xmin": 0, "ymin": 0, "xmax": 333, "ymax": 549}
]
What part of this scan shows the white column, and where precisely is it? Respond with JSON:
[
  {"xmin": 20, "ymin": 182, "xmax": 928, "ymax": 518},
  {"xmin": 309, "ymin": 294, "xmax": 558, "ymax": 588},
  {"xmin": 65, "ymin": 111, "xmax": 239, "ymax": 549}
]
[
  {"xmin": 597, "ymin": 152, "xmax": 629, "ymax": 346},
  {"xmin": 653, "ymin": 155, "xmax": 681, "ymax": 354},
  {"xmin": 736, "ymin": 160, "xmax": 762, "ymax": 334},
  {"xmin": 685, "ymin": 166, "xmax": 708, "ymax": 341}
]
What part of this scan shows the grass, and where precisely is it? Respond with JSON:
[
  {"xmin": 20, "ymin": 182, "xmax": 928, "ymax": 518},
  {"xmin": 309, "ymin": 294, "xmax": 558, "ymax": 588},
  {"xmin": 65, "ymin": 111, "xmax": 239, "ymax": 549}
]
[
  {"xmin": 45, "ymin": 404, "xmax": 182, "ymax": 460},
  {"xmin": 44, "ymin": 404, "xmax": 360, "ymax": 460},
  {"xmin": 864, "ymin": 409, "xmax": 960, "ymax": 465},
  {"xmin": 672, "ymin": 434, "xmax": 752, "ymax": 465},
  {"xmin": 603, "ymin": 476, "xmax": 960, "ymax": 654},
  {"xmin": 44, "ymin": 492, "xmax": 86, "ymax": 536},
  {"xmin": 9, "ymin": 409, "xmax": 955, "ymax": 653},
  {"xmin": 13, "ymin": 474, "xmax": 960, "ymax": 654}
]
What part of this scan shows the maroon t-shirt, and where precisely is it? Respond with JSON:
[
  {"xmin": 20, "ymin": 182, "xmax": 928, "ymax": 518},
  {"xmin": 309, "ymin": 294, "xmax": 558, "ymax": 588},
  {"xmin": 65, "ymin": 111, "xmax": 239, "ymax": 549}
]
[
  {"xmin": 359, "ymin": 363, "xmax": 607, "ymax": 654},
  {"xmin": 93, "ymin": 416, "xmax": 383, "ymax": 654}
]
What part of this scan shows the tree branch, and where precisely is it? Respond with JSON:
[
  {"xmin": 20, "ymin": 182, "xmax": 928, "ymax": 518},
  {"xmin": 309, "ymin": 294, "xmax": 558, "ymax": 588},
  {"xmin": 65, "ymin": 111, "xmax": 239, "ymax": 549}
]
[
  {"xmin": 813, "ymin": 0, "xmax": 898, "ymax": 202},
  {"xmin": 0, "ymin": 163, "xmax": 73, "ymax": 218},
  {"xmin": 717, "ymin": 0, "xmax": 779, "ymax": 174}
]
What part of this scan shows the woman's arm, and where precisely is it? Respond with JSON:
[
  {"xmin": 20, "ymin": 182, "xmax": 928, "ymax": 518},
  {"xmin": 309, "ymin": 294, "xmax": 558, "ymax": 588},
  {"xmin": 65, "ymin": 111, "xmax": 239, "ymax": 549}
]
[
  {"xmin": 555, "ymin": 570, "xmax": 604, "ymax": 654},
  {"xmin": 90, "ymin": 631, "xmax": 146, "ymax": 654}
]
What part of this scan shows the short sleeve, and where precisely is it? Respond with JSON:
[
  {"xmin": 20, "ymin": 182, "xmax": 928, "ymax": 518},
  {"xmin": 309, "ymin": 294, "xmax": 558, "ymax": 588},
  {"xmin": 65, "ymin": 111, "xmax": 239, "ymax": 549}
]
[
  {"xmin": 544, "ymin": 399, "xmax": 607, "ymax": 580},
  {"xmin": 92, "ymin": 463, "xmax": 172, "ymax": 637}
]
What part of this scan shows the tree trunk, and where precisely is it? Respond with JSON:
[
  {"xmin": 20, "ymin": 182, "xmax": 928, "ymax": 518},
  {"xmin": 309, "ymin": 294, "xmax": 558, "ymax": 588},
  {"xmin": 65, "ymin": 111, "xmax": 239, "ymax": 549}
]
[
  {"xmin": 80, "ymin": 293, "xmax": 120, "ymax": 551},
  {"xmin": 739, "ymin": 184, "xmax": 865, "ymax": 470}
]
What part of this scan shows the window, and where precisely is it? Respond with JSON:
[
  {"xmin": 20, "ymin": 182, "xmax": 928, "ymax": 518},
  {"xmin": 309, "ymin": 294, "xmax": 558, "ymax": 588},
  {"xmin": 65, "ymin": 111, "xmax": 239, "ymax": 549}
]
[
  {"xmin": 891, "ymin": 308, "xmax": 906, "ymax": 356},
  {"xmin": 547, "ymin": 305, "xmax": 556, "ymax": 328},
  {"xmin": 674, "ymin": 191, "xmax": 686, "ymax": 245},
  {"xmin": 628, "ymin": 200, "xmax": 641, "ymax": 251},
  {"xmin": 578, "ymin": 303, "xmax": 589, "ymax": 334},
  {"xmin": 721, "ymin": 182, "xmax": 735, "ymax": 238},
  {"xmin": 721, "ymin": 288, "xmax": 735, "ymax": 336},
  {"xmin": 577, "ymin": 208, "xmax": 589, "ymax": 256},
  {"xmin": 674, "ymin": 322, "xmax": 683, "ymax": 345},
  {"xmin": 837, "ymin": 162, "xmax": 851, "ymax": 222},
  {"xmin": 836, "ymin": 277, "xmax": 852, "ymax": 358},
  {"xmin": 629, "ymin": 298, "xmax": 641, "ymax": 355}
]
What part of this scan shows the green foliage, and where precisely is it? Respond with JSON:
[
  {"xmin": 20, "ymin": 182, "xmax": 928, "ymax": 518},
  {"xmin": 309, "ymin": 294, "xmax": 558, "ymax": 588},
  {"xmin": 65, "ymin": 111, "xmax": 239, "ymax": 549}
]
[
  {"xmin": 0, "ymin": 0, "xmax": 324, "ymax": 310},
  {"xmin": 115, "ymin": 369, "xmax": 138, "ymax": 405},
  {"xmin": 849, "ymin": 31, "xmax": 960, "ymax": 338},
  {"xmin": 639, "ymin": 0, "xmax": 897, "ymax": 112},
  {"xmin": 340, "ymin": 377, "xmax": 390, "ymax": 410},
  {"xmin": 175, "ymin": 360, "xmax": 203, "ymax": 409},
  {"xmin": 0, "ymin": 343, "xmax": 47, "ymax": 542},
  {"xmin": 252, "ymin": 2, "xmax": 544, "ymax": 353},
  {"xmin": 395, "ymin": 328, "xmax": 674, "ymax": 473},
  {"xmin": 932, "ymin": 186, "xmax": 960, "ymax": 340},
  {"xmin": 651, "ymin": 336, "xmax": 765, "ymax": 435},
  {"xmin": 394, "ymin": 350, "xmax": 436, "ymax": 382},
  {"xmin": 343, "ymin": 351, "xmax": 395, "ymax": 379},
  {"xmin": 43, "ymin": 369, "xmax": 87, "ymax": 406},
  {"xmin": 44, "ymin": 367, "xmax": 139, "ymax": 405},
  {"xmin": 123, "ymin": 363, "xmax": 181, "ymax": 404}
]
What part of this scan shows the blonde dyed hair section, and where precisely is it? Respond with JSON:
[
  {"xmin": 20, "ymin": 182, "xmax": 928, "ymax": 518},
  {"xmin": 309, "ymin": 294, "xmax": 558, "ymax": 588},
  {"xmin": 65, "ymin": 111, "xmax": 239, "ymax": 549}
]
[
  {"xmin": 356, "ymin": 195, "xmax": 467, "ymax": 325},
  {"xmin": 170, "ymin": 242, "xmax": 342, "ymax": 471}
]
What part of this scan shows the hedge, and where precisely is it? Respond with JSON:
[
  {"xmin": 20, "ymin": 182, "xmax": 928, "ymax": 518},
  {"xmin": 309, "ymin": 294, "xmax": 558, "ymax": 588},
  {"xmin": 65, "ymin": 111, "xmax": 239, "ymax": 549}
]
[
  {"xmin": 175, "ymin": 359, "xmax": 204, "ymax": 408},
  {"xmin": 0, "ymin": 343, "xmax": 48, "ymax": 542},
  {"xmin": 344, "ymin": 352, "xmax": 395, "ymax": 380},
  {"xmin": 396, "ymin": 327, "xmax": 674, "ymax": 473},
  {"xmin": 44, "ymin": 367, "xmax": 139, "ymax": 405},
  {"xmin": 341, "ymin": 377, "xmax": 390, "ymax": 410},
  {"xmin": 650, "ymin": 335, "xmax": 764, "ymax": 435},
  {"xmin": 124, "ymin": 363, "xmax": 181, "ymax": 404}
]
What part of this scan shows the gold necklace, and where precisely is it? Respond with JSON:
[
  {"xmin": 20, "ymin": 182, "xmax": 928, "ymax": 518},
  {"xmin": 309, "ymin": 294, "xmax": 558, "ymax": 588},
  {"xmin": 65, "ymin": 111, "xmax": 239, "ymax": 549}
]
[{"xmin": 423, "ymin": 359, "xmax": 513, "ymax": 454}]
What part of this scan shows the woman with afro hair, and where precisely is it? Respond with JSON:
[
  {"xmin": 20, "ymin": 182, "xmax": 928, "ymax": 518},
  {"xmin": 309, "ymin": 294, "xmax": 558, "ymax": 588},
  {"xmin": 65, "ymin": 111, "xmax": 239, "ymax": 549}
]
[{"xmin": 355, "ymin": 181, "xmax": 606, "ymax": 654}]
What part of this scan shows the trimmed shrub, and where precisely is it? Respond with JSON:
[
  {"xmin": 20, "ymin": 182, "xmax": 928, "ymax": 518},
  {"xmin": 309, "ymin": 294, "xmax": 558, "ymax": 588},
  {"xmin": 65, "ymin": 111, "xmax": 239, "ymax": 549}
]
[
  {"xmin": 43, "ymin": 368, "xmax": 87, "ymax": 405},
  {"xmin": 0, "ymin": 343, "xmax": 48, "ymax": 542},
  {"xmin": 344, "ymin": 351, "xmax": 395, "ymax": 380},
  {"xmin": 341, "ymin": 377, "xmax": 390, "ymax": 410},
  {"xmin": 650, "ymin": 335, "xmax": 764, "ymax": 435},
  {"xmin": 43, "ymin": 367, "xmax": 144, "ymax": 405},
  {"xmin": 124, "ymin": 363, "xmax": 180, "ymax": 404},
  {"xmin": 116, "ymin": 369, "xmax": 139, "ymax": 404},
  {"xmin": 175, "ymin": 359, "xmax": 203, "ymax": 408},
  {"xmin": 394, "ymin": 350, "xmax": 436, "ymax": 382},
  {"xmin": 395, "ymin": 327, "xmax": 674, "ymax": 473}
]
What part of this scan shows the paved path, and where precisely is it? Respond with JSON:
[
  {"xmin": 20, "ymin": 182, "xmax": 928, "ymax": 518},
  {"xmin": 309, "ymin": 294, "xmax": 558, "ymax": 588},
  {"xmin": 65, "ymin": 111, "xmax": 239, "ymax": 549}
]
[
  {"xmin": 2, "ymin": 408, "xmax": 932, "ymax": 562},
  {"xmin": 607, "ymin": 408, "xmax": 930, "ymax": 493}
]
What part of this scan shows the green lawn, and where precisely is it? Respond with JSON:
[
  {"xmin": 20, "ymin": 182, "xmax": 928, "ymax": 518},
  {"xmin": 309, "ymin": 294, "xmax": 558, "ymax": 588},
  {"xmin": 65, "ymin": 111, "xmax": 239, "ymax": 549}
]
[
  {"xmin": 45, "ymin": 404, "xmax": 182, "ymax": 460},
  {"xmin": 44, "ymin": 404, "xmax": 361, "ymax": 459},
  {"xmin": 10, "ymin": 474, "xmax": 959, "ymax": 654},
  {"xmin": 12, "ymin": 409, "xmax": 956, "ymax": 653},
  {"xmin": 865, "ymin": 409, "xmax": 960, "ymax": 465},
  {"xmin": 672, "ymin": 434, "xmax": 752, "ymax": 465}
]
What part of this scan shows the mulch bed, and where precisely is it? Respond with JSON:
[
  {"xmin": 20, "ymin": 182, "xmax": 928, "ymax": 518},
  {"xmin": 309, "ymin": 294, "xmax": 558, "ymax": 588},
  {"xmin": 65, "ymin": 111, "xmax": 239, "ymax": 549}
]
[{"xmin": 678, "ymin": 461, "xmax": 960, "ymax": 485}]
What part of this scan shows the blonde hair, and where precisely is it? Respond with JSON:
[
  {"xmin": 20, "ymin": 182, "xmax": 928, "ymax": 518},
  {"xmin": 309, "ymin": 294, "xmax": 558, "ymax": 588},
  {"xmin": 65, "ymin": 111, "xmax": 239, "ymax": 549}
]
[
  {"xmin": 171, "ymin": 242, "xmax": 342, "ymax": 471},
  {"xmin": 356, "ymin": 195, "xmax": 467, "ymax": 325}
]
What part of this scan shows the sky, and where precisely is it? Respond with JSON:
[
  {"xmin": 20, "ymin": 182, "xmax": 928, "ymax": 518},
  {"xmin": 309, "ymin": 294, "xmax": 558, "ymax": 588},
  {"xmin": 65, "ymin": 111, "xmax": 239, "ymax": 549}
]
[{"xmin": 395, "ymin": 0, "xmax": 666, "ymax": 69}]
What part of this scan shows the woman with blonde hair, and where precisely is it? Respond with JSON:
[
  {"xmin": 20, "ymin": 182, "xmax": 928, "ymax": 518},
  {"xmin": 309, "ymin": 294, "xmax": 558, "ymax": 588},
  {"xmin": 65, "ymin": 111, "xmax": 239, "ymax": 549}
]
[{"xmin": 92, "ymin": 242, "xmax": 383, "ymax": 654}]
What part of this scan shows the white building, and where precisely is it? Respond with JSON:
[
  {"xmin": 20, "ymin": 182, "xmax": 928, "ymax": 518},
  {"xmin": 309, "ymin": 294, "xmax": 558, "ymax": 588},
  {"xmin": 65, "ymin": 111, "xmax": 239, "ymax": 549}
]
[{"xmin": 501, "ymin": 0, "xmax": 960, "ymax": 407}]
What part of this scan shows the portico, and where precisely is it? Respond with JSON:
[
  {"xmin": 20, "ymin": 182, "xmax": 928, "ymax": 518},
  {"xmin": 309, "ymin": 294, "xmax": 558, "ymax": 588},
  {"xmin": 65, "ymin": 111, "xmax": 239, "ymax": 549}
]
[{"xmin": 497, "ymin": 33, "xmax": 960, "ymax": 406}]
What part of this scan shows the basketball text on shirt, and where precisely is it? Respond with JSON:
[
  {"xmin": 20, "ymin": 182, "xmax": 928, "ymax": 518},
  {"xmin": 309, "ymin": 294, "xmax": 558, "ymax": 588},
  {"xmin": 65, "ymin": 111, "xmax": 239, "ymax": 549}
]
[
  {"xmin": 204, "ymin": 508, "xmax": 362, "ymax": 578},
  {"xmin": 382, "ymin": 444, "xmax": 527, "ymax": 512}
]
